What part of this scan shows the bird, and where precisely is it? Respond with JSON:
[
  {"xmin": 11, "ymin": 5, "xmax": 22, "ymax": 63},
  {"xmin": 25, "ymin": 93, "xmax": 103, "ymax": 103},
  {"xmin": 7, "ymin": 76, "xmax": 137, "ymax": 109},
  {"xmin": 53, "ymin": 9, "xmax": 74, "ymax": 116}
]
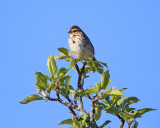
[{"xmin": 68, "ymin": 25, "xmax": 96, "ymax": 60}]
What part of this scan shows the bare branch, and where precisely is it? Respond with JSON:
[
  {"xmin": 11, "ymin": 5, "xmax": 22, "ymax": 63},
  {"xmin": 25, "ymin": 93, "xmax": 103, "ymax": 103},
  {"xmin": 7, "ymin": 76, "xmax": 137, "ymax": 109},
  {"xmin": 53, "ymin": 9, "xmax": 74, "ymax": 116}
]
[
  {"xmin": 76, "ymin": 62, "xmax": 87, "ymax": 115},
  {"xmin": 55, "ymin": 86, "xmax": 60, "ymax": 99},
  {"xmin": 90, "ymin": 98, "xmax": 96, "ymax": 122},
  {"xmin": 78, "ymin": 96, "xmax": 86, "ymax": 115},
  {"xmin": 78, "ymin": 63, "xmax": 86, "ymax": 90}
]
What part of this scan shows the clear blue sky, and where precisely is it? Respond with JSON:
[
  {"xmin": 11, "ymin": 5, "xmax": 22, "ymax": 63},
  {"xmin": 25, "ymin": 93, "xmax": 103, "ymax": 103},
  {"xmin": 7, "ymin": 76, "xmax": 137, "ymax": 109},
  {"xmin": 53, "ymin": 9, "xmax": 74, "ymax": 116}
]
[{"xmin": 0, "ymin": 0, "xmax": 160, "ymax": 128}]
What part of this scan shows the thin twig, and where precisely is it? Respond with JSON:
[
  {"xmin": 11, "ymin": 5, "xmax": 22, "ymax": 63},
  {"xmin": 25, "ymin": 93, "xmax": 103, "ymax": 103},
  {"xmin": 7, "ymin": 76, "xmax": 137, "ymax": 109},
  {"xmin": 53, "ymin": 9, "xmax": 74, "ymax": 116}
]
[
  {"xmin": 49, "ymin": 98, "xmax": 79, "ymax": 110},
  {"xmin": 49, "ymin": 96, "xmax": 79, "ymax": 119},
  {"xmin": 116, "ymin": 115, "xmax": 125, "ymax": 128},
  {"xmin": 66, "ymin": 96, "xmax": 73, "ymax": 104},
  {"xmin": 75, "ymin": 63, "xmax": 80, "ymax": 75},
  {"xmin": 93, "ymin": 94, "xmax": 97, "ymax": 99},
  {"xmin": 92, "ymin": 97, "xmax": 101, "ymax": 102},
  {"xmin": 128, "ymin": 121, "xmax": 132, "ymax": 128},
  {"xmin": 49, "ymin": 87, "xmax": 79, "ymax": 111},
  {"xmin": 49, "ymin": 86, "xmax": 80, "ymax": 119},
  {"xmin": 86, "ymin": 94, "xmax": 92, "ymax": 100},
  {"xmin": 65, "ymin": 96, "xmax": 79, "ymax": 119},
  {"xmin": 68, "ymin": 107, "xmax": 80, "ymax": 120}
]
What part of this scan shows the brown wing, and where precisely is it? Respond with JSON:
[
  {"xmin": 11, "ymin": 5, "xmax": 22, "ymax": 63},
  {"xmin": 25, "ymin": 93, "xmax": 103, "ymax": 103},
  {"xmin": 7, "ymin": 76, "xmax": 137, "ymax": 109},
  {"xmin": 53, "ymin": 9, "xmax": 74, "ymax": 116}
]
[{"xmin": 81, "ymin": 32, "xmax": 95, "ymax": 55}]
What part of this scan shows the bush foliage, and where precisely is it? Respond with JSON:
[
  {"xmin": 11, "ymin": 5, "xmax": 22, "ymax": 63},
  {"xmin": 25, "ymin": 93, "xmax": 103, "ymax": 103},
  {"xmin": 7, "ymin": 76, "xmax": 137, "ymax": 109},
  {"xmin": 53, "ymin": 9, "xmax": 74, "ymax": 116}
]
[{"xmin": 20, "ymin": 48, "xmax": 156, "ymax": 128}]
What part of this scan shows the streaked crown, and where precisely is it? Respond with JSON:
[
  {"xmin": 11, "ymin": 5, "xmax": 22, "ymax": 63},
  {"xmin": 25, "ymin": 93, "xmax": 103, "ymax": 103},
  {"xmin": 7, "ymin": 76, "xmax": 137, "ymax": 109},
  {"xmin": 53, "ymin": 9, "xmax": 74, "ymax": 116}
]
[{"xmin": 68, "ymin": 25, "xmax": 82, "ymax": 33}]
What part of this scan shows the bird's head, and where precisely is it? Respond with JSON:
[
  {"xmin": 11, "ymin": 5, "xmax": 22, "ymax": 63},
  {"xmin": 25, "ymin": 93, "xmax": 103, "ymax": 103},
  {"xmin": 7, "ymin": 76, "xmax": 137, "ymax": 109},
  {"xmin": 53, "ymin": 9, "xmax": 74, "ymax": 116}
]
[{"xmin": 68, "ymin": 25, "xmax": 82, "ymax": 34}]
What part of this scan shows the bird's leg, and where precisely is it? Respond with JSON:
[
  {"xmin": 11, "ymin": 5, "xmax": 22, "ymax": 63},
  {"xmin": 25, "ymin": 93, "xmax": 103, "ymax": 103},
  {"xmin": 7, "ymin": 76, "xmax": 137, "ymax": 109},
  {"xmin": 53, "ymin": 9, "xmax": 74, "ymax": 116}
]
[
  {"xmin": 71, "ymin": 57, "xmax": 76, "ymax": 62},
  {"xmin": 71, "ymin": 57, "xmax": 81, "ymax": 62}
]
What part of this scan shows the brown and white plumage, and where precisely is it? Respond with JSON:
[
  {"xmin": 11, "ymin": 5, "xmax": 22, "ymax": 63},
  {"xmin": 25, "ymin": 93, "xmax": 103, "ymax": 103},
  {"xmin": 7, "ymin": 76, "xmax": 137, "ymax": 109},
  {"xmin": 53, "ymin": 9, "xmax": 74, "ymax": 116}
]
[{"xmin": 68, "ymin": 26, "xmax": 95, "ymax": 59}]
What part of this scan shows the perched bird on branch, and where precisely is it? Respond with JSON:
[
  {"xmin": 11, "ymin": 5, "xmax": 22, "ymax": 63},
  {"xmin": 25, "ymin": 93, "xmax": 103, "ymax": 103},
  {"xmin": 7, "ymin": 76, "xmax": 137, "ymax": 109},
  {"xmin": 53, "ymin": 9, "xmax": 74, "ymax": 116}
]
[{"xmin": 68, "ymin": 25, "xmax": 96, "ymax": 60}]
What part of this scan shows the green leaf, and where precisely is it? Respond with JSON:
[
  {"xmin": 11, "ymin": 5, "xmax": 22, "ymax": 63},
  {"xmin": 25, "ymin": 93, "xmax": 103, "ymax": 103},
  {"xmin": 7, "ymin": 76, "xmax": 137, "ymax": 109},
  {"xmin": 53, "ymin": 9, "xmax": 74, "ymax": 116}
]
[
  {"xmin": 51, "ymin": 76, "xmax": 62, "ymax": 81},
  {"xmin": 35, "ymin": 72, "xmax": 47, "ymax": 91},
  {"xmin": 54, "ymin": 56, "xmax": 68, "ymax": 60},
  {"xmin": 35, "ymin": 72, "xmax": 47, "ymax": 84},
  {"xmin": 106, "ymin": 105, "xmax": 121, "ymax": 115},
  {"xmin": 86, "ymin": 59, "xmax": 97, "ymax": 73},
  {"xmin": 58, "ymin": 47, "xmax": 69, "ymax": 56},
  {"xmin": 47, "ymin": 55, "xmax": 57, "ymax": 77},
  {"xmin": 95, "ymin": 82, "xmax": 99, "ymax": 88},
  {"xmin": 103, "ymin": 96, "xmax": 112, "ymax": 106},
  {"xmin": 126, "ymin": 107, "xmax": 136, "ymax": 113},
  {"xmin": 123, "ymin": 97, "xmax": 140, "ymax": 107},
  {"xmin": 35, "ymin": 72, "xmax": 52, "ymax": 81},
  {"xmin": 35, "ymin": 83, "xmax": 47, "ymax": 91},
  {"xmin": 83, "ymin": 89, "xmax": 92, "ymax": 94},
  {"xmin": 84, "ymin": 65, "xmax": 92, "ymax": 73},
  {"xmin": 90, "ymin": 60, "xmax": 96, "ymax": 72},
  {"xmin": 57, "ymin": 67, "xmax": 69, "ymax": 77},
  {"xmin": 58, "ymin": 75, "xmax": 71, "ymax": 87},
  {"xmin": 119, "ymin": 88, "xmax": 127, "ymax": 92},
  {"xmin": 65, "ymin": 75, "xmax": 71, "ymax": 85},
  {"xmin": 68, "ymin": 51, "xmax": 77, "ymax": 56},
  {"xmin": 69, "ymin": 59, "xmax": 80, "ymax": 69},
  {"xmin": 20, "ymin": 95, "xmax": 44, "ymax": 104},
  {"xmin": 95, "ymin": 101, "xmax": 107, "ymax": 109},
  {"xmin": 131, "ymin": 121, "xmax": 138, "ymax": 128},
  {"xmin": 119, "ymin": 112, "xmax": 132, "ymax": 121},
  {"xmin": 84, "ymin": 85, "xmax": 99, "ymax": 94},
  {"xmin": 46, "ymin": 82, "xmax": 56, "ymax": 94},
  {"xmin": 99, "ymin": 120, "xmax": 111, "ymax": 128},
  {"xmin": 95, "ymin": 61, "xmax": 108, "ymax": 68},
  {"xmin": 68, "ymin": 84, "xmax": 74, "ymax": 90},
  {"xmin": 59, "ymin": 88, "xmax": 70, "ymax": 97},
  {"xmin": 102, "ymin": 86, "xmax": 115, "ymax": 95},
  {"xmin": 117, "ymin": 98, "xmax": 125, "ymax": 106},
  {"xmin": 58, "ymin": 119, "xmax": 72, "ymax": 125},
  {"xmin": 91, "ymin": 86, "xmax": 100, "ymax": 94},
  {"xmin": 70, "ymin": 90, "xmax": 76, "ymax": 99},
  {"xmin": 133, "ymin": 108, "xmax": 156, "ymax": 118},
  {"xmin": 95, "ymin": 104, "xmax": 102, "ymax": 121},
  {"xmin": 96, "ymin": 67, "xmax": 104, "ymax": 74},
  {"xmin": 110, "ymin": 95, "xmax": 116, "ymax": 103},
  {"xmin": 100, "ymin": 70, "xmax": 110, "ymax": 90},
  {"xmin": 108, "ymin": 79, "xmax": 111, "ymax": 85},
  {"xmin": 72, "ymin": 116, "xmax": 80, "ymax": 127},
  {"xmin": 81, "ymin": 113, "xmax": 89, "ymax": 125},
  {"xmin": 70, "ymin": 89, "xmax": 85, "ymax": 98},
  {"xmin": 92, "ymin": 60, "xmax": 104, "ymax": 74},
  {"xmin": 109, "ymin": 90, "xmax": 123, "ymax": 96}
]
